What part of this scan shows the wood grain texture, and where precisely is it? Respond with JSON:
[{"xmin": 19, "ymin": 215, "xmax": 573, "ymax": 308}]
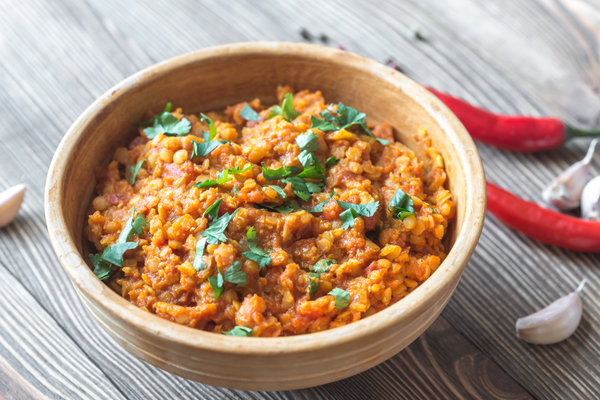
[{"xmin": 0, "ymin": 0, "xmax": 598, "ymax": 398}]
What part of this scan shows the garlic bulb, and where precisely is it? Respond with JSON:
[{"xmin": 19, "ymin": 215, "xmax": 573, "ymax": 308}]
[
  {"xmin": 542, "ymin": 139, "xmax": 598, "ymax": 211},
  {"xmin": 516, "ymin": 279, "xmax": 586, "ymax": 345},
  {"xmin": 0, "ymin": 184, "xmax": 25, "ymax": 228},
  {"xmin": 581, "ymin": 176, "xmax": 600, "ymax": 221}
]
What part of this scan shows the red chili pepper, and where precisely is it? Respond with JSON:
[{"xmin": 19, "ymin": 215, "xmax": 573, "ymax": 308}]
[
  {"xmin": 426, "ymin": 87, "xmax": 600, "ymax": 152},
  {"xmin": 487, "ymin": 181, "xmax": 600, "ymax": 252}
]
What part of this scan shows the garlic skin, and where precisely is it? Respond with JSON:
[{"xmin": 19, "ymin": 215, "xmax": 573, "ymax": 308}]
[
  {"xmin": 0, "ymin": 184, "xmax": 26, "ymax": 228},
  {"xmin": 516, "ymin": 279, "xmax": 585, "ymax": 345},
  {"xmin": 581, "ymin": 176, "xmax": 600, "ymax": 221},
  {"xmin": 542, "ymin": 139, "xmax": 598, "ymax": 211}
]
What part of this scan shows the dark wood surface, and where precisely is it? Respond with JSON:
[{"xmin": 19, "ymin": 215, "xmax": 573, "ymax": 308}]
[{"xmin": 0, "ymin": 0, "xmax": 598, "ymax": 398}]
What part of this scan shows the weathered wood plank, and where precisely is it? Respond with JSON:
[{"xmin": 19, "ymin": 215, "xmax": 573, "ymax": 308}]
[{"xmin": 0, "ymin": 0, "xmax": 598, "ymax": 398}]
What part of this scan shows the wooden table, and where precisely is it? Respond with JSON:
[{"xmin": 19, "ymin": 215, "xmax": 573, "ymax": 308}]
[{"xmin": 1, "ymin": 1, "xmax": 598, "ymax": 398}]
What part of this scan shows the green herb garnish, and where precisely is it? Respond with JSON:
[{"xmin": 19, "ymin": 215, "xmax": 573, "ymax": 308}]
[
  {"xmin": 192, "ymin": 165, "xmax": 253, "ymax": 189},
  {"xmin": 329, "ymin": 287, "xmax": 350, "ymax": 309},
  {"xmin": 191, "ymin": 140, "xmax": 229, "ymax": 159},
  {"xmin": 312, "ymin": 259, "xmax": 337, "ymax": 274},
  {"xmin": 241, "ymin": 227, "xmax": 271, "ymax": 269},
  {"xmin": 223, "ymin": 326, "xmax": 253, "ymax": 336},
  {"xmin": 200, "ymin": 113, "xmax": 218, "ymax": 141},
  {"xmin": 90, "ymin": 254, "xmax": 112, "ymax": 280},
  {"xmin": 240, "ymin": 104, "xmax": 261, "ymax": 121},
  {"xmin": 325, "ymin": 157, "xmax": 339, "ymax": 168},
  {"xmin": 336, "ymin": 200, "xmax": 379, "ymax": 229},
  {"xmin": 426, "ymin": 204, "xmax": 438, "ymax": 214},
  {"xmin": 254, "ymin": 201, "xmax": 302, "ymax": 214},
  {"xmin": 223, "ymin": 260, "xmax": 247, "ymax": 286},
  {"xmin": 311, "ymin": 103, "xmax": 389, "ymax": 145},
  {"xmin": 264, "ymin": 185, "xmax": 286, "ymax": 198},
  {"xmin": 308, "ymin": 272, "xmax": 320, "ymax": 299},
  {"xmin": 388, "ymin": 189, "xmax": 414, "ymax": 221},
  {"xmin": 208, "ymin": 269, "xmax": 224, "ymax": 299},
  {"xmin": 142, "ymin": 103, "xmax": 191, "ymax": 139},
  {"xmin": 130, "ymin": 158, "xmax": 146, "ymax": 186},
  {"xmin": 100, "ymin": 208, "xmax": 146, "ymax": 266},
  {"xmin": 201, "ymin": 209, "xmax": 239, "ymax": 244},
  {"xmin": 268, "ymin": 93, "xmax": 299, "ymax": 121},
  {"xmin": 193, "ymin": 237, "xmax": 207, "ymax": 271},
  {"xmin": 261, "ymin": 163, "xmax": 301, "ymax": 181},
  {"xmin": 283, "ymin": 176, "xmax": 311, "ymax": 201},
  {"xmin": 296, "ymin": 131, "xmax": 319, "ymax": 152},
  {"xmin": 203, "ymin": 198, "xmax": 222, "ymax": 221}
]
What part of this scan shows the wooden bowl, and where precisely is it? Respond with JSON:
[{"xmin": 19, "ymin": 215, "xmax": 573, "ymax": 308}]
[{"xmin": 45, "ymin": 42, "xmax": 486, "ymax": 391}]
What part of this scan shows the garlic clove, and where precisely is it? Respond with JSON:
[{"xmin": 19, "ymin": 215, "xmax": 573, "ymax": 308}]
[
  {"xmin": 542, "ymin": 139, "xmax": 598, "ymax": 211},
  {"xmin": 581, "ymin": 176, "xmax": 600, "ymax": 221},
  {"xmin": 516, "ymin": 279, "xmax": 586, "ymax": 345},
  {"xmin": 0, "ymin": 184, "xmax": 26, "ymax": 228}
]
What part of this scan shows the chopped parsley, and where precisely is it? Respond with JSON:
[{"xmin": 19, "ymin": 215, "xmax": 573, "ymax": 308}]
[
  {"xmin": 296, "ymin": 131, "xmax": 319, "ymax": 152},
  {"xmin": 308, "ymin": 272, "xmax": 320, "ymax": 299},
  {"xmin": 297, "ymin": 151, "xmax": 326, "ymax": 180},
  {"xmin": 192, "ymin": 165, "xmax": 253, "ymax": 189},
  {"xmin": 223, "ymin": 261, "xmax": 247, "ymax": 286},
  {"xmin": 325, "ymin": 157, "xmax": 339, "ymax": 168},
  {"xmin": 312, "ymin": 259, "xmax": 337, "ymax": 274},
  {"xmin": 329, "ymin": 287, "xmax": 350, "ymax": 309},
  {"xmin": 261, "ymin": 163, "xmax": 301, "ymax": 181},
  {"xmin": 311, "ymin": 103, "xmax": 389, "ymax": 145},
  {"xmin": 201, "ymin": 209, "xmax": 239, "ymax": 244},
  {"xmin": 254, "ymin": 201, "xmax": 302, "ymax": 214},
  {"xmin": 193, "ymin": 237, "xmax": 207, "ymax": 271},
  {"xmin": 388, "ymin": 189, "xmax": 414, "ymax": 221},
  {"xmin": 336, "ymin": 200, "xmax": 379, "ymax": 230},
  {"xmin": 268, "ymin": 93, "xmax": 299, "ymax": 121},
  {"xmin": 95, "ymin": 208, "xmax": 146, "ymax": 270},
  {"xmin": 223, "ymin": 326, "xmax": 253, "ymax": 336},
  {"xmin": 191, "ymin": 139, "xmax": 229, "ymax": 159},
  {"xmin": 90, "ymin": 254, "xmax": 112, "ymax": 280},
  {"xmin": 240, "ymin": 104, "xmax": 261, "ymax": 121},
  {"xmin": 202, "ymin": 198, "xmax": 222, "ymax": 221},
  {"xmin": 141, "ymin": 103, "xmax": 191, "ymax": 139},
  {"xmin": 200, "ymin": 113, "xmax": 218, "ymax": 141},
  {"xmin": 426, "ymin": 204, "xmax": 438, "ymax": 214},
  {"xmin": 130, "ymin": 158, "xmax": 145, "ymax": 185},
  {"xmin": 283, "ymin": 176, "xmax": 312, "ymax": 201},
  {"xmin": 264, "ymin": 185, "xmax": 286, "ymax": 198},
  {"xmin": 208, "ymin": 269, "xmax": 224, "ymax": 299},
  {"xmin": 242, "ymin": 227, "xmax": 271, "ymax": 269}
]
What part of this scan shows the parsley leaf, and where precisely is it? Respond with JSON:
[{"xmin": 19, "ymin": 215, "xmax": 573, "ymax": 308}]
[
  {"xmin": 308, "ymin": 272, "xmax": 320, "ymax": 299},
  {"xmin": 329, "ymin": 287, "xmax": 350, "ymax": 309},
  {"xmin": 325, "ymin": 157, "xmax": 339, "ymax": 168},
  {"xmin": 241, "ymin": 227, "xmax": 271, "ymax": 269},
  {"xmin": 336, "ymin": 200, "xmax": 379, "ymax": 217},
  {"xmin": 312, "ymin": 259, "xmax": 337, "ymax": 274},
  {"xmin": 191, "ymin": 140, "xmax": 229, "ymax": 158},
  {"xmin": 283, "ymin": 176, "xmax": 311, "ymax": 201},
  {"xmin": 193, "ymin": 237, "xmax": 207, "ymax": 271},
  {"xmin": 268, "ymin": 93, "xmax": 299, "ymax": 121},
  {"xmin": 200, "ymin": 113, "xmax": 218, "ymax": 141},
  {"xmin": 223, "ymin": 261, "xmax": 247, "ymax": 286},
  {"xmin": 223, "ymin": 326, "xmax": 253, "ymax": 336},
  {"xmin": 426, "ymin": 204, "xmax": 438, "ymax": 214},
  {"xmin": 203, "ymin": 198, "xmax": 222, "ymax": 221},
  {"xmin": 193, "ymin": 165, "xmax": 253, "ymax": 189},
  {"xmin": 264, "ymin": 185, "xmax": 286, "ymax": 198},
  {"xmin": 130, "ymin": 158, "xmax": 146, "ymax": 186},
  {"xmin": 117, "ymin": 207, "xmax": 147, "ymax": 244},
  {"xmin": 261, "ymin": 163, "xmax": 301, "ymax": 181},
  {"xmin": 308, "ymin": 198, "xmax": 329, "ymax": 212},
  {"xmin": 305, "ymin": 181, "xmax": 323, "ymax": 194},
  {"xmin": 142, "ymin": 104, "xmax": 191, "ymax": 139},
  {"xmin": 297, "ymin": 151, "xmax": 326, "ymax": 180},
  {"xmin": 254, "ymin": 201, "xmax": 302, "ymax": 214},
  {"xmin": 101, "ymin": 242, "xmax": 138, "ymax": 267},
  {"xmin": 339, "ymin": 208, "xmax": 359, "ymax": 229},
  {"xmin": 240, "ymin": 104, "xmax": 261, "ymax": 121},
  {"xmin": 388, "ymin": 189, "xmax": 414, "ymax": 221},
  {"xmin": 90, "ymin": 253, "xmax": 112, "ymax": 280},
  {"xmin": 208, "ymin": 269, "xmax": 224, "ymax": 300},
  {"xmin": 311, "ymin": 103, "xmax": 389, "ymax": 145},
  {"xmin": 232, "ymin": 187, "xmax": 238, "ymax": 198},
  {"xmin": 201, "ymin": 209, "xmax": 238, "ymax": 244},
  {"xmin": 296, "ymin": 132, "xmax": 319, "ymax": 152},
  {"xmin": 137, "ymin": 103, "xmax": 172, "ymax": 126}
]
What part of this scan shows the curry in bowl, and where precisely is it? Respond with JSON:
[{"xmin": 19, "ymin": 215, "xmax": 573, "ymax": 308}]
[{"xmin": 85, "ymin": 86, "xmax": 454, "ymax": 337}]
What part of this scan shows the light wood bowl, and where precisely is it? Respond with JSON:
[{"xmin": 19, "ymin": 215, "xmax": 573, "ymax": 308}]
[{"xmin": 45, "ymin": 42, "xmax": 486, "ymax": 391}]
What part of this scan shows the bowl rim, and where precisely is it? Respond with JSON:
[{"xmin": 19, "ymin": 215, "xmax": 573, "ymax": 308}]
[{"xmin": 45, "ymin": 41, "xmax": 486, "ymax": 355}]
